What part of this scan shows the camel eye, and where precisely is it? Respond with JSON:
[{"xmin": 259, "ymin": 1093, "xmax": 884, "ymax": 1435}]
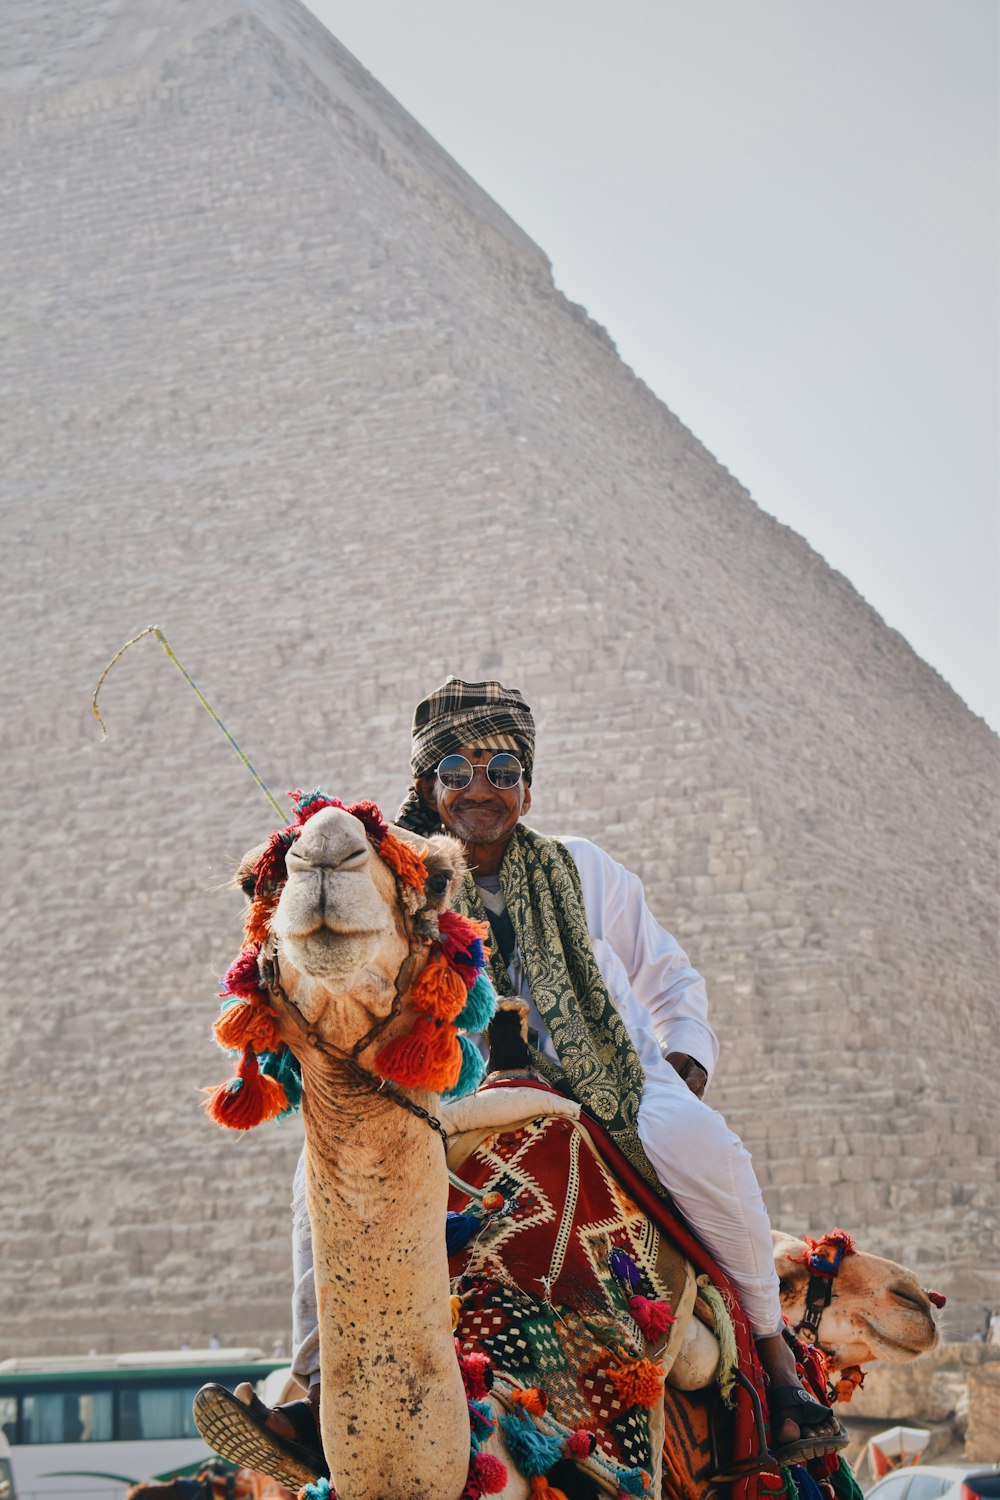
[
  {"xmin": 426, "ymin": 871, "xmax": 450, "ymax": 897},
  {"xmin": 241, "ymin": 875, "xmax": 258, "ymax": 899}
]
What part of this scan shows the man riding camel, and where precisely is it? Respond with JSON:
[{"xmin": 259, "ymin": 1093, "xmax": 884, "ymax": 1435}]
[{"xmin": 206, "ymin": 677, "xmax": 846, "ymax": 1479}]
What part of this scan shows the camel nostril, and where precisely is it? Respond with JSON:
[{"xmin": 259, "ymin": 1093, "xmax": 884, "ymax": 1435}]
[{"xmin": 890, "ymin": 1288, "xmax": 928, "ymax": 1311}]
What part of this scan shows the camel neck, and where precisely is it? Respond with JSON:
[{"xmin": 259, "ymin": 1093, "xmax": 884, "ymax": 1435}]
[{"xmin": 300, "ymin": 1072, "xmax": 471, "ymax": 1500}]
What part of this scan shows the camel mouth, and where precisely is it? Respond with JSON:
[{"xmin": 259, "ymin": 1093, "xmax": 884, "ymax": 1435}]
[{"xmin": 856, "ymin": 1317, "xmax": 936, "ymax": 1358}]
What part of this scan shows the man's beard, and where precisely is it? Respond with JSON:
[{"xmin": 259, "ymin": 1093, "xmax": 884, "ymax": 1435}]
[{"xmin": 446, "ymin": 802, "xmax": 511, "ymax": 843}]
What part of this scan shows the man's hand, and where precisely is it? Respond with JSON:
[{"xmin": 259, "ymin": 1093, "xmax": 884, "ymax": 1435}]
[{"xmin": 666, "ymin": 1052, "xmax": 708, "ymax": 1099}]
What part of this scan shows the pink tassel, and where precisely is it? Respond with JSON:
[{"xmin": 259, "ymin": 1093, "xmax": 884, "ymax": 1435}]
[{"xmin": 629, "ymin": 1295, "xmax": 676, "ymax": 1341}]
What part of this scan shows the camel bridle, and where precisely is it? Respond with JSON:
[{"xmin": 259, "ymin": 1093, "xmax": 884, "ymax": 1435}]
[{"xmin": 257, "ymin": 876, "xmax": 451, "ymax": 1149}]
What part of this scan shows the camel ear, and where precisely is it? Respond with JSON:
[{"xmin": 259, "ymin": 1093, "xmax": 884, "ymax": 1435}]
[
  {"xmin": 234, "ymin": 843, "xmax": 268, "ymax": 900},
  {"xmin": 772, "ymin": 1232, "xmax": 810, "ymax": 1305}
]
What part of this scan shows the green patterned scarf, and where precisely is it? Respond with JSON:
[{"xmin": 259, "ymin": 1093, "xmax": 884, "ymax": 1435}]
[{"xmin": 455, "ymin": 824, "xmax": 658, "ymax": 1187}]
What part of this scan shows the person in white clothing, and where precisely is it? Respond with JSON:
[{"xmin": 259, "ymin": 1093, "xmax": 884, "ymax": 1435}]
[{"xmin": 220, "ymin": 677, "xmax": 846, "ymax": 1481}]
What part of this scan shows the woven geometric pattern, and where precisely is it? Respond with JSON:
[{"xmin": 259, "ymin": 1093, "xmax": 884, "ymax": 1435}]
[{"xmin": 449, "ymin": 1112, "xmax": 688, "ymax": 1482}]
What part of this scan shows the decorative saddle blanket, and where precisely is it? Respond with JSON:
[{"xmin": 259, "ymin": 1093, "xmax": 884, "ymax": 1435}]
[
  {"xmin": 445, "ymin": 1080, "xmax": 771, "ymax": 1500},
  {"xmin": 447, "ymin": 1090, "xmax": 692, "ymax": 1496}
]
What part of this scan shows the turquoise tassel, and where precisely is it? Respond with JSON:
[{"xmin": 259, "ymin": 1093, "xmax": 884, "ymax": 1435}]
[
  {"xmin": 617, "ymin": 1468, "xmax": 648, "ymax": 1495},
  {"xmin": 468, "ymin": 1397, "xmax": 497, "ymax": 1441},
  {"xmin": 298, "ymin": 1482, "xmax": 332, "ymax": 1500},
  {"xmin": 456, "ymin": 971, "xmax": 497, "ymax": 1033},
  {"xmin": 444, "ymin": 1035, "xmax": 487, "ymax": 1101},
  {"xmin": 499, "ymin": 1411, "xmax": 564, "ymax": 1478},
  {"xmin": 259, "ymin": 1046, "xmax": 303, "ymax": 1114}
]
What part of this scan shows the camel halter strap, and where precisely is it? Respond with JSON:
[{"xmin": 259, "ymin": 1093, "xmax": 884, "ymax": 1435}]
[
  {"xmin": 791, "ymin": 1229, "xmax": 856, "ymax": 1346},
  {"xmin": 258, "ymin": 904, "xmax": 451, "ymax": 1151}
]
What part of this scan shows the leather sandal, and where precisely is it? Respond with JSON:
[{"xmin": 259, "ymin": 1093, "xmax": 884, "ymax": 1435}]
[
  {"xmin": 768, "ymin": 1384, "xmax": 849, "ymax": 1466},
  {"xmin": 193, "ymin": 1383, "xmax": 327, "ymax": 1489}
]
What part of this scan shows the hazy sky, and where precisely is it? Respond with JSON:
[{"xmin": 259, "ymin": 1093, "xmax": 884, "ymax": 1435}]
[{"xmin": 306, "ymin": 0, "xmax": 999, "ymax": 731}]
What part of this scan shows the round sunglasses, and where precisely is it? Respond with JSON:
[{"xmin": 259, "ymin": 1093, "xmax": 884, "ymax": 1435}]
[{"xmin": 435, "ymin": 752, "xmax": 524, "ymax": 791}]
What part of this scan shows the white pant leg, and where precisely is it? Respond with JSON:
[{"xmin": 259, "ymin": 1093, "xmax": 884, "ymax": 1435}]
[
  {"xmin": 636, "ymin": 1073, "xmax": 782, "ymax": 1337},
  {"xmin": 290, "ymin": 1148, "xmax": 321, "ymax": 1389}
]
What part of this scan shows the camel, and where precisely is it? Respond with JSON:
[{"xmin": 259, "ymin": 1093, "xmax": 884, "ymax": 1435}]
[{"xmin": 198, "ymin": 802, "xmax": 942, "ymax": 1500}]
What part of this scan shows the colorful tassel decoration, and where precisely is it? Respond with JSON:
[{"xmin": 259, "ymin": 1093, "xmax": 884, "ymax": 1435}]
[
  {"xmin": 566, "ymin": 1430, "xmax": 597, "ymax": 1459},
  {"xmin": 456, "ymin": 971, "xmax": 498, "ymax": 1033},
  {"xmin": 628, "ymin": 1295, "xmax": 675, "ymax": 1342},
  {"xmin": 204, "ymin": 1047, "xmax": 288, "ymax": 1130},
  {"xmin": 604, "ymin": 1358, "xmax": 665, "ymax": 1410},
  {"xmin": 259, "ymin": 1046, "xmax": 302, "ymax": 1113},
  {"xmin": 213, "ymin": 998, "xmax": 283, "ymax": 1055},
  {"xmin": 616, "ymin": 1467, "xmax": 650, "ymax": 1495},
  {"xmin": 609, "ymin": 1249, "xmax": 641, "ymax": 1291},
  {"xmin": 470, "ymin": 1452, "xmax": 508, "ymax": 1495},
  {"xmin": 468, "ymin": 1398, "xmax": 497, "ymax": 1442},
  {"xmin": 244, "ymin": 894, "xmax": 277, "ymax": 946},
  {"xmin": 458, "ymin": 1351, "xmax": 494, "ymax": 1399},
  {"xmin": 831, "ymin": 1365, "xmax": 864, "ymax": 1404},
  {"xmin": 529, "ymin": 1476, "xmax": 569, "ymax": 1500},
  {"xmin": 447, "ymin": 1212, "xmax": 483, "ymax": 1254},
  {"xmin": 222, "ymin": 945, "xmax": 265, "ymax": 1001},
  {"xmin": 499, "ymin": 1412, "xmax": 564, "ymax": 1477},
  {"xmin": 410, "ymin": 952, "xmax": 469, "ymax": 1022},
  {"xmin": 378, "ymin": 828, "xmax": 427, "ymax": 893},
  {"xmin": 509, "ymin": 1386, "xmax": 547, "ymax": 1418},
  {"xmin": 445, "ymin": 1035, "xmax": 487, "ymax": 1101}
]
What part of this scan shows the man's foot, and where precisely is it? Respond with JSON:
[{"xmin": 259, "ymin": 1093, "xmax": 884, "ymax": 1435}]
[
  {"xmin": 192, "ymin": 1381, "xmax": 326, "ymax": 1489},
  {"xmin": 753, "ymin": 1331, "xmax": 848, "ymax": 1465}
]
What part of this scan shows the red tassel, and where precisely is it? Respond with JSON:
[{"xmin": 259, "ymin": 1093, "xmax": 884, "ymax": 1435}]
[
  {"xmin": 437, "ymin": 909, "xmax": 490, "ymax": 957},
  {"xmin": 410, "ymin": 952, "xmax": 468, "ymax": 1021},
  {"xmin": 222, "ymin": 946, "xmax": 265, "ymax": 1001},
  {"xmin": 628, "ymin": 1295, "xmax": 676, "ymax": 1341},
  {"xmin": 566, "ymin": 1429, "xmax": 597, "ymax": 1459},
  {"xmin": 458, "ymin": 1350, "xmax": 494, "ymax": 1399},
  {"xmin": 470, "ymin": 1452, "xmax": 507, "ymax": 1494},
  {"xmin": 347, "ymin": 799, "xmax": 389, "ymax": 843},
  {"xmin": 204, "ymin": 1047, "xmax": 288, "ymax": 1130},
  {"xmin": 213, "ymin": 999, "xmax": 282, "ymax": 1055}
]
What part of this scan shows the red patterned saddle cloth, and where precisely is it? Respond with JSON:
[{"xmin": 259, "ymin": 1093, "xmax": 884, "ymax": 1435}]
[{"xmin": 446, "ymin": 1080, "xmax": 768, "ymax": 1500}]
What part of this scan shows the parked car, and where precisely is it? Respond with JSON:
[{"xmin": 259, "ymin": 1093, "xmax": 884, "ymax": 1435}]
[{"xmin": 865, "ymin": 1466, "xmax": 1000, "ymax": 1500}]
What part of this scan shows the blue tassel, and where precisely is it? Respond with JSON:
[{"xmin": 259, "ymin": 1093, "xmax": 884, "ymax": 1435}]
[
  {"xmin": 456, "ymin": 971, "xmax": 497, "ymax": 1033},
  {"xmin": 499, "ymin": 1411, "xmax": 564, "ymax": 1478},
  {"xmin": 446, "ymin": 1211, "xmax": 482, "ymax": 1254},
  {"xmin": 444, "ymin": 1035, "xmax": 487, "ymax": 1101},
  {"xmin": 468, "ymin": 1397, "xmax": 497, "ymax": 1441},
  {"xmin": 299, "ymin": 1482, "xmax": 332, "ymax": 1500},
  {"xmin": 617, "ymin": 1468, "xmax": 648, "ymax": 1496}
]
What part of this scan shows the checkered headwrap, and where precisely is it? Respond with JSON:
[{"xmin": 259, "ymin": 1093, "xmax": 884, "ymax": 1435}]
[{"xmin": 409, "ymin": 677, "xmax": 535, "ymax": 781}]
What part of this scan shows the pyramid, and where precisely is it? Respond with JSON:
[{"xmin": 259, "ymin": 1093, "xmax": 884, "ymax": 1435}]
[{"xmin": 1, "ymin": 0, "xmax": 996, "ymax": 1357}]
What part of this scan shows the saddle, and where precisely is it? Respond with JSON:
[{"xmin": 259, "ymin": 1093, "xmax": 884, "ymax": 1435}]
[{"xmin": 444, "ymin": 1080, "xmax": 770, "ymax": 1500}]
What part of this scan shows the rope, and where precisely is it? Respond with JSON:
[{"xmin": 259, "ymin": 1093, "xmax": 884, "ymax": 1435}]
[
  {"xmin": 698, "ymin": 1280, "xmax": 739, "ymax": 1407},
  {"xmin": 91, "ymin": 625, "xmax": 288, "ymax": 823}
]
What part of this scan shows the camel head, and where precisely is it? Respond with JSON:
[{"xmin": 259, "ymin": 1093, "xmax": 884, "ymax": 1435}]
[
  {"xmin": 206, "ymin": 792, "xmax": 496, "ymax": 1132},
  {"xmin": 773, "ymin": 1230, "xmax": 941, "ymax": 1370}
]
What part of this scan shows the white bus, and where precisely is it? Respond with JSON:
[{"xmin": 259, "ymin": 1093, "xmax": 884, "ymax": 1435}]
[{"xmin": 0, "ymin": 1348, "xmax": 287, "ymax": 1500}]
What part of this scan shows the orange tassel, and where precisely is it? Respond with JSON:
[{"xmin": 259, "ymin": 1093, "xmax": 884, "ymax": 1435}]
[
  {"xmin": 529, "ymin": 1477, "xmax": 568, "ymax": 1500},
  {"xmin": 450, "ymin": 1295, "xmax": 462, "ymax": 1331},
  {"xmin": 832, "ymin": 1365, "xmax": 865, "ymax": 1404},
  {"xmin": 605, "ymin": 1358, "xmax": 666, "ymax": 1410},
  {"xmin": 509, "ymin": 1386, "xmax": 547, "ymax": 1418},
  {"xmin": 379, "ymin": 831, "xmax": 427, "ymax": 893},
  {"xmin": 244, "ymin": 893, "xmax": 277, "ymax": 945},
  {"xmin": 374, "ymin": 1016, "xmax": 461, "ymax": 1091},
  {"xmin": 422, "ymin": 1019, "xmax": 463, "ymax": 1091},
  {"xmin": 213, "ymin": 999, "xmax": 282, "ymax": 1055},
  {"xmin": 410, "ymin": 952, "xmax": 468, "ymax": 1022},
  {"xmin": 204, "ymin": 1047, "xmax": 288, "ymax": 1130}
]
